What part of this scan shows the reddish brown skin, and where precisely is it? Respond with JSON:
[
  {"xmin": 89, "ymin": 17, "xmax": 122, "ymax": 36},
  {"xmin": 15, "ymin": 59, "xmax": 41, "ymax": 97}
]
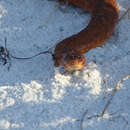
[{"xmin": 53, "ymin": 0, "xmax": 119, "ymax": 71}]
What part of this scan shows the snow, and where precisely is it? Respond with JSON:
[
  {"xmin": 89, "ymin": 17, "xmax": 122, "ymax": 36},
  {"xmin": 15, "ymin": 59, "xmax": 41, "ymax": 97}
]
[{"xmin": 0, "ymin": 0, "xmax": 130, "ymax": 130}]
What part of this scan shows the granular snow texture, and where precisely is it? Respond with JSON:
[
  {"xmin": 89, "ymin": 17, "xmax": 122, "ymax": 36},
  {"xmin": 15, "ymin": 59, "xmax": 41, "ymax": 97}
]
[{"xmin": 0, "ymin": 0, "xmax": 130, "ymax": 130}]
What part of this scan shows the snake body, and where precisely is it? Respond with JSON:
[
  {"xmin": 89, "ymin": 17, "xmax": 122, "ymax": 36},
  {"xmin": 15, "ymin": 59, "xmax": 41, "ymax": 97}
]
[{"xmin": 53, "ymin": 0, "xmax": 119, "ymax": 71}]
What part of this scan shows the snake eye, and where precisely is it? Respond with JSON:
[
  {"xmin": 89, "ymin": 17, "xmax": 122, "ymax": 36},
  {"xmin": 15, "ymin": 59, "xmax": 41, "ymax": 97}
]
[
  {"xmin": 71, "ymin": 55, "xmax": 77, "ymax": 59},
  {"xmin": 52, "ymin": 54, "xmax": 56, "ymax": 59}
]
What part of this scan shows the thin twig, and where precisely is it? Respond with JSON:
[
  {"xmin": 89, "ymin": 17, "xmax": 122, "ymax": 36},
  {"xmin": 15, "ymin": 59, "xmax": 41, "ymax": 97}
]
[
  {"xmin": 118, "ymin": 8, "xmax": 130, "ymax": 22},
  {"xmin": 80, "ymin": 74, "xmax": 130, "ymax": 130},
  {"xmin": 100, "ymin": 75, "xmax": 130, "ymax": 117},
  {"xmin": 109, "ymin": 114, "xmax": 128, "ymax": 125},
  {"xmin": 80, "ymin": 109, "xmax": 88, "ymax": 130},
  {"xmin": 5, "ymin": 37, "xmax": 54, "ymax": 60},
  {"xmin": 10, "ymin": 46, "xmax": 53, "ymax": 60}
]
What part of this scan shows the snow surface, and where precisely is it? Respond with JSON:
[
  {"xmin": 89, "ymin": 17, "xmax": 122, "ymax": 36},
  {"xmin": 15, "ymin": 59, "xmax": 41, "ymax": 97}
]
[{"xmin": 0, "ymin": 0, "xmax": 130, "ymax": 130}]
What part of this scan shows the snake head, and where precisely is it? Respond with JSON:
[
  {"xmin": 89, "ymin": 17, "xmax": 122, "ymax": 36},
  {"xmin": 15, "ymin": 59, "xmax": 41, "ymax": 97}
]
[
  {"xmin": 52, "ymin": 50, "xmax": 86, "ymax": 71},
  {"xmin": 61, "ymin": 51, "xmax": 86, "ymax": 72}
]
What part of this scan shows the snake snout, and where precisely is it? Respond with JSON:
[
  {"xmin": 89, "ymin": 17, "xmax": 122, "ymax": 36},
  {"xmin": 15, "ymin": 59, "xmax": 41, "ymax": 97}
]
[{"xmin": 61, "ymin": 52, "xmax": 86, "ymax": 71}]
